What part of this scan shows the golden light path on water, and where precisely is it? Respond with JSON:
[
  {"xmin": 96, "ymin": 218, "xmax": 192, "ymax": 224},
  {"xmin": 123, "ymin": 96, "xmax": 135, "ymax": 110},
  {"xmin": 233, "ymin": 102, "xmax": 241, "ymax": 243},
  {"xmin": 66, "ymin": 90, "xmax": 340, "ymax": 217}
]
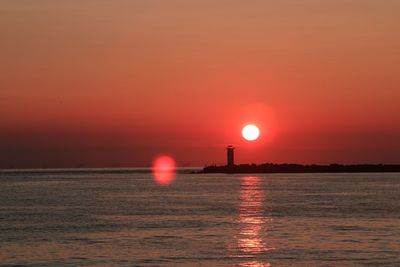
[{"xmin": 236, "ymin": 176, "xmax": 275, "ymax": 267}]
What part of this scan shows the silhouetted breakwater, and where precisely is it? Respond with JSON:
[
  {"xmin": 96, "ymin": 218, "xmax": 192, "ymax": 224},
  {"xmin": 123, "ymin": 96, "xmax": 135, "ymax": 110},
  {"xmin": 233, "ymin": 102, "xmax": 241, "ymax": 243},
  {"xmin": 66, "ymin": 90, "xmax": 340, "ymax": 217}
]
[{"xmin": 200, "ymin": 163, "xmax": 400, "ymax": 173}]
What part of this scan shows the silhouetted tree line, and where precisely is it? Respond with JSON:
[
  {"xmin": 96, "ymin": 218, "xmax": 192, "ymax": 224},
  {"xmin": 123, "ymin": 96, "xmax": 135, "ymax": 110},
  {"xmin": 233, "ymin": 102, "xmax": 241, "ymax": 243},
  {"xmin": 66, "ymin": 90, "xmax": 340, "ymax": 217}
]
[{"xmin": 201, "ymin": 163, "xmax": 400, "ymax": 173}]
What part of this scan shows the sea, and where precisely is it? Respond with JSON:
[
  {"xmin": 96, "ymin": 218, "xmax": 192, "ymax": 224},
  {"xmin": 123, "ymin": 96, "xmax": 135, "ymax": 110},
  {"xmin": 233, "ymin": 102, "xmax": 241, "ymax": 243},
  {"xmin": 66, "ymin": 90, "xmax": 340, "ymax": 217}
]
[{"xmin": 0, "ymin": 169, "xmax": 399, "ymax": 266}]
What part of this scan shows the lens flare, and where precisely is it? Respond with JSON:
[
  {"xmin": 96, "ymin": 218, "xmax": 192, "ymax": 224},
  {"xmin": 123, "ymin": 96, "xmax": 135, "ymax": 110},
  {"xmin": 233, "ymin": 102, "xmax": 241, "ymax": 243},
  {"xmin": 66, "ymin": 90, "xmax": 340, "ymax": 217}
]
[{"xmin": 152, "ymin": 155, "xmax": 176, "ymax": 186}]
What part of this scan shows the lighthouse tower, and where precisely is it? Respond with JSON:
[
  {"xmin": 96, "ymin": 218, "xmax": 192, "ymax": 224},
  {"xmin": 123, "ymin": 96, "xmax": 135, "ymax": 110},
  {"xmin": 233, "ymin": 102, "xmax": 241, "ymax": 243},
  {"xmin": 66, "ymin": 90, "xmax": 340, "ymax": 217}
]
[{"xmin": 226, "ymin": 145, "xmax": 235, "ymax": 167}]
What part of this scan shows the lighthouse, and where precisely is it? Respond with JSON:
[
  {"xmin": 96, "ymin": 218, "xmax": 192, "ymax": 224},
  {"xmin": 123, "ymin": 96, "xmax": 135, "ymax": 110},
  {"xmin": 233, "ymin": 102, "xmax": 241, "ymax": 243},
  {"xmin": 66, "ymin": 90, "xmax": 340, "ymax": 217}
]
[{"xmin": 226, "ymin": 145, "xmax": 235, "ymax": 167}]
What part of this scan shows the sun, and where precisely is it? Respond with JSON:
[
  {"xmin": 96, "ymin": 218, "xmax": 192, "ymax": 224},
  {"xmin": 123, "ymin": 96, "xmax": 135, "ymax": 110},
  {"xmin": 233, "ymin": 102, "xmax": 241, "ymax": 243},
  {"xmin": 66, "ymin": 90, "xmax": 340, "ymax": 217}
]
[{"xmin": 242, "ymin": 124, "xmax": 260, "ymax": 141}]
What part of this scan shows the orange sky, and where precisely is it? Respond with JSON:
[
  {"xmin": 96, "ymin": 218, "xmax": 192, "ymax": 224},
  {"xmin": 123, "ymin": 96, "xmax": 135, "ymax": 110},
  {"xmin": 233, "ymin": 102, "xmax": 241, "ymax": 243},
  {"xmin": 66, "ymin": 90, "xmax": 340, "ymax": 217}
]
[{"xmin": 1, "ymin": 1, "xmax": 400, "ymax": 168}]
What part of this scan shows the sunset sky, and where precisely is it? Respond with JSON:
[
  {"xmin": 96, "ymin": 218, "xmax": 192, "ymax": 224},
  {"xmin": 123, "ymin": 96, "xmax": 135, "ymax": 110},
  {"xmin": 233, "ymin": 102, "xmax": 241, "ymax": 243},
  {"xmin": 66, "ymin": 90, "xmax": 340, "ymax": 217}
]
[{"xmin": 1, "ymin": 1, "xmax": 400, "ymax": 168}]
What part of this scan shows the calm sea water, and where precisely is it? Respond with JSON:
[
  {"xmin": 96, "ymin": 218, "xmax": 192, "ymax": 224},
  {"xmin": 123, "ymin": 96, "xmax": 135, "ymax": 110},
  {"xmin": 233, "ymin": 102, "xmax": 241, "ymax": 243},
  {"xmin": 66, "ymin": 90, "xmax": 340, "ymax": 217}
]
[{"xmin": 0, "ymin": 170, "xmax": 399, "ymax": 266}]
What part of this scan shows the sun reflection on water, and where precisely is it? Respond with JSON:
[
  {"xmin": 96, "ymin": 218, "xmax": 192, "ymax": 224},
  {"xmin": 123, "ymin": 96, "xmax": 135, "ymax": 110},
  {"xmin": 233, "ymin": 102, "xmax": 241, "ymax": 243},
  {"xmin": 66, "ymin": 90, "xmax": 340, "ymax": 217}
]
[{"xmin": 236, "ymin": 176, "xmax": 274, "ymax": 266}]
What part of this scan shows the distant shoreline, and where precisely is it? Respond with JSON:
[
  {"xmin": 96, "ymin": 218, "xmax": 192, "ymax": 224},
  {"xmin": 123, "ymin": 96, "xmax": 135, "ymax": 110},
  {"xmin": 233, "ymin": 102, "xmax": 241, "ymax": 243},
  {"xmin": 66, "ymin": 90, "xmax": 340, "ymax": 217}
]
[
  {"xmin": 1, "ymin": 165, "xmax": 399, "ymax": 174},
  {"xmin": 199, "ymin": 163, "xmax": 400, "ymax": 174}
]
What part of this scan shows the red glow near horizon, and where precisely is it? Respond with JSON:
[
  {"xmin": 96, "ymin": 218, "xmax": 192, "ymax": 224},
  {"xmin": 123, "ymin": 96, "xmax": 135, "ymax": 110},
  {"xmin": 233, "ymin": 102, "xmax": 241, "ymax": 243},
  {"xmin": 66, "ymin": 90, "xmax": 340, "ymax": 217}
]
[{"xmin": 152, "ymin": 155, "xmax": 176, "ymax": 186}]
